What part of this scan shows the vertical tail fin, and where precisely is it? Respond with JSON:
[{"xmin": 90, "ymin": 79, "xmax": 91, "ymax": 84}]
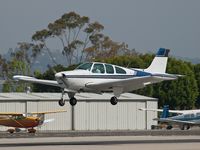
[
  {"xmin": 161, "ymin": 105, "xmax": 169, "ymax": 118},
  {"xmin": 144, "ymin": 48, "xmax": 170, "ymax": 73}
]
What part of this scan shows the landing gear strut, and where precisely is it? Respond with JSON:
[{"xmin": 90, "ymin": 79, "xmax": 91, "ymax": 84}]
[
  {"xmin": 28, "ymin": 128, "xmax": 36, "ymax": 133},
  {"xmin": 181, "ymin": 124, "xmax": 190, "ymax": 130},
  {"xmin": 58, "ymin": 89, "xmax": 65, "ymax": 106},
  {"xmin": 110, "ymin": 96, "xmax": 118, "ymax": 105}
]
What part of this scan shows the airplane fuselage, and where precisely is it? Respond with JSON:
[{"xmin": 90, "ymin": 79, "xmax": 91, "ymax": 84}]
[
  {"xmin": 55, "ymin": 62, "xmax": 149, "ymax": 93},
  {"xmin": 168, "ymin": 111, "xmax": 200, "ymax": 124},
  {"xmin": 0, "ymin": 116, "xmax": 40, "ymax": 128},
  {"xmin": 13, "ymin": 48, "xmax": 178, "ymax": 106}
]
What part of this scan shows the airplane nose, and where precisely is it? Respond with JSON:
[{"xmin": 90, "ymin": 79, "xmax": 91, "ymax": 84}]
[
  {"xmin": 55, "ymin": 72, "xmax": 67, "ymax": 78},
  {"xmin": 55, "ymin": 73, "xmax": 62, "ymax": 78}
]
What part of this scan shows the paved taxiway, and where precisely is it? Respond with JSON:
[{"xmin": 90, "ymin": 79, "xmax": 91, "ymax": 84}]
[{"xmin": 0, "ymin": 136, "xmax": 200, "ymax": 150}]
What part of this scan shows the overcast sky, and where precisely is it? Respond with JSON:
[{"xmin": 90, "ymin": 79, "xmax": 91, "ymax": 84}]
[{"xmin": 0, "ymin": 0, "xmax": 200, "ymax": 58}]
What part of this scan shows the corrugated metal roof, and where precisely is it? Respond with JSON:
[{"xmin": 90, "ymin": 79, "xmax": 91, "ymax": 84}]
[{"xmin": 0, "ymin": 92, "xmax": 157, "ymax": 101}]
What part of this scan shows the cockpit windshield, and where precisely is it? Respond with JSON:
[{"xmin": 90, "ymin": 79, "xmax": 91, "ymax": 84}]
[{"xmin": 76, "ymin": 63, "xmax": 93, "ymax": 71}]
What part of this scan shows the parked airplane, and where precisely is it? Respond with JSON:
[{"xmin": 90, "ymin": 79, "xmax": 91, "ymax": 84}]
[
  {"xmin": 13, "ymin": 48, "xmax": 180, "ymax": 106},
  {"xmin": 139, "ymin": 105, "xmax": 200, "ymax": 130},
  {"xmin": 0, "ymin": 110, "xmax": 66, "ymax": 133}
]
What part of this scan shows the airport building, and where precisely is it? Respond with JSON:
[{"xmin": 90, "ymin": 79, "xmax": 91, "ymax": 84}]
[{"xmin": 0, "ymin": 92, "xmax": 157, "ymax": 131}]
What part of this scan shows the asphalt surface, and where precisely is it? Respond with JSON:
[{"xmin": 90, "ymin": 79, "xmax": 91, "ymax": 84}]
[
  {"xmin": 1, "ymin": 129, "xmax": 200, "ymax": 138},
  {"xmin": 0, "ymin": 136, "xmax": 200, "ymax": 150}
]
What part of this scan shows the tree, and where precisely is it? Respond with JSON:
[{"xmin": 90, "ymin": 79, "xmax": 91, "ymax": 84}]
[
  {"xmin": 152, "ymin": 58, "xmax": 198, "ymax": 109},
  {"xmin": 194, "ymin": 64, "xmax": 200, "ymax": 108},
  {"xmin": 2, "ymin": 42, "xmax": 33, "ymax": 92},
  {"xmin": 31, "ymin": 11, "xmax": 131, "ymax": 66},
  {"xmin": 31, "ymin": 11, "xmax": 105, "ymax": 65}
]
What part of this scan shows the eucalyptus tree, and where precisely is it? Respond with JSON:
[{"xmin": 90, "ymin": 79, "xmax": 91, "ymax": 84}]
[{"xmin": 32, "ymin": 11, "xmax": 105, "ymax": 65}]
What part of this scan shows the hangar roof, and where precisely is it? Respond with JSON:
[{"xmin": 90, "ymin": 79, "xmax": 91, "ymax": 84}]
[{"xmin": 0, "ymin": 92, "xmax": 157, "ymax": 101}]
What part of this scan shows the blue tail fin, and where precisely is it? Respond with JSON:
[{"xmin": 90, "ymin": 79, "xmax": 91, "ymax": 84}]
[
  {"xmin": 156, "ymin": 48, "xmax": 170, "ymax": 57},
  {"xmin": 161, "ymin": 105, "xmax": 169, "ymax": 118}
]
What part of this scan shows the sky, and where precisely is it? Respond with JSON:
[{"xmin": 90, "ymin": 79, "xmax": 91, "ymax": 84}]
[{"xmin": 0, "ymin": 0, "xmax": 200, "ymax": 58}]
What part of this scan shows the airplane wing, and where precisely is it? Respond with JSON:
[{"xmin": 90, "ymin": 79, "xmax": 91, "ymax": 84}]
[
  {"xmin": 85, "ymin": 76, "xmax": 166, "ymax": 92},
  {"xmin": 13, "ymin": 75, "xmax": 60, "ymax": 87},
  {"xmin": 0, "ymin": 110, "xmax": 66, "ymax": 116},
  {"xmin": 0, "ymin": 112, "xmax": 23, "ymax": 116},
  {"xmin": 139, "ymin": 108, "xmax": 163, "ymax": 112},
  {"xmin": 30, "ymin": 110, "xmax": 66, "ymax": 115},
  {"xmin": 155, "ymin": 118, "xmax": 198, "ymax": 125},
  {"xmin": 139, "ymin": 108, "xmax": 184, "ymax": 114}
]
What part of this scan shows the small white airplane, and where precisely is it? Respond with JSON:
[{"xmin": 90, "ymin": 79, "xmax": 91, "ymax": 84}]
[
  {"xmin": 139, "ymin": 105, "xmax": 200, "ymax": 130},
  {"xmin": 13, "ymin": 48, "xmax": 180, "ymax": 106}
]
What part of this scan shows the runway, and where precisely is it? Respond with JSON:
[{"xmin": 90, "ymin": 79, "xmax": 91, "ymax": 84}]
[
  {"xmin": 1, "ymin": 129, "xmax": 200, "ymax": 138},
  {"xmin": 0, "ymin": 136, "xmax": 200, "ymax": 150}
]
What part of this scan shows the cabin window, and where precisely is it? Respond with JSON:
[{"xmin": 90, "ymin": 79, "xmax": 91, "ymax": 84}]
[
  {"xmin": 16, "ymin": 115, "xmax": 25, "ymax": 120},
  {"xmin": 105, "ymin": 64, "xmax": 114, "ymax": 74},
  {"xmin": 190, "ymin": 114, "xmax": 195, "ymax": 118},
  {"xmin": 76, "ymin": 63, "xmax": 92, "ymax": 71},
  {"xmin": 184, "ymin": 114, "xmax": 190, "ymax": 118},
  {"xmin": 115, "ymin": 66, "xmax": 126, "ymax": 74},
  {"xmin": 92, "ymin": 64, "xmax": 105, "ymax": 74}
]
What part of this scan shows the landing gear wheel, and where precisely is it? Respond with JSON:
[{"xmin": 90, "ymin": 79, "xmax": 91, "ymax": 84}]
[
  {"xmin": 7, "ymin": 129, "xmax": 15, "ymax": 134},
  {"xmin": 181, "ymin": 124, "xmax": 189, "ymax": 130},
  {"xmin": 28, "ymin": 128, "xmax": 36, "ymax": 133},
  {"xmin": 166, "ymin": 125, "xmax": 173, "ymax": 130},
  {"xmin": 110, "ymin": 96, "xmax": 118, "ymax": 105},
  {"xmin": 186, "ymin": 124, "xmax": 190, "ymax": 130},
  {"xmin": 58, "ymin": 98, "xmax": 65, "ymax": 106},
  {"xmin": 70, "ymin": 97, "xmax": 77, "ymax": 106}
]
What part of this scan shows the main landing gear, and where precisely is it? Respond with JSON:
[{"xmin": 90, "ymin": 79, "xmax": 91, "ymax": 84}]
[
  {"xmin": 181, "ymin": 124, "xmax": 190, "ymax": 130},
  {"xmin": 110, "ymin": 96, "xmax": 118, "ymax": 105},
  {"xmin": 28, "ymin": 128, "xmax": 36, "ymax": 133},
  {"xmin": 69, "ymin": 97, "xmax": 77, "ymax": 106}
]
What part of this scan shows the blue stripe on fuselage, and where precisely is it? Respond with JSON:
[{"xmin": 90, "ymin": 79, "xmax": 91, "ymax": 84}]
[
  {"xmin": 136, "ymin": 70, "xmax": 152, "ymax": 77},
  {"xmin": 61, "ymin": 70, "xmax": 152, "ymax": 79},
  {"xmin": 62, "ymin": 73, "xmax": 151, "ymax": 79},
  {"xmin": 171, "ymin": 115, "xmax": 200, "ymax": 122}
]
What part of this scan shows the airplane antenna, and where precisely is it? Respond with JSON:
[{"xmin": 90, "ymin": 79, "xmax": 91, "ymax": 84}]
[{"xmin": 126, "ymin": 61, "xmax": 131, "ymax": 68}]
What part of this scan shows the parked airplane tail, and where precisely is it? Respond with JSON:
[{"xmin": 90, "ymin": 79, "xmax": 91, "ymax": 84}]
[
  {"xmin": 161, "ymin": 105, "xmax": 169, "ymax": 118},
  {"xmin": 144, "ymin": 48, "xmax": 170, "ymax": 73}
]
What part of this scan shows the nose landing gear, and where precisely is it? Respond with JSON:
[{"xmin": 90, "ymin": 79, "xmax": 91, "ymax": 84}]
[
  {"xmin": 58, "ymin": 98, "xmax": 65, "ymax": 106},
  {"xmin": 58, "ymin": 90, "xmax": 66, "ymax": 106}
]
